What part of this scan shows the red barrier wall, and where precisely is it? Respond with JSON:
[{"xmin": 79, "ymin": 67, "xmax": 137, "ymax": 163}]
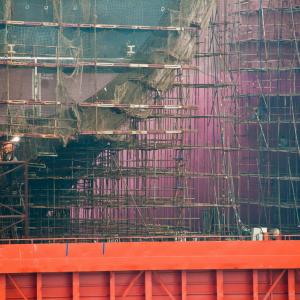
[{"xmin": 0, "ymin": 241, "xmax": 300, "ymax": 299}]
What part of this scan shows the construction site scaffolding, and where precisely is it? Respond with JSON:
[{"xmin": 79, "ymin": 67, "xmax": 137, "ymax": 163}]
[{"xmin": 0, "ymin": 0, "xmax": 299, "ymax": 240}]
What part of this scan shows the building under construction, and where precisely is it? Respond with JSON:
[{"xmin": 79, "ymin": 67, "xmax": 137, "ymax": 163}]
[{"xmin": 0, "ymin": 1, "xmax": 300, "ymax": 299}]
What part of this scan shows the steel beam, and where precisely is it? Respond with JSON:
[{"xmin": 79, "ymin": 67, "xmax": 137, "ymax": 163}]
[
  {"xmin": 253, "ymin": 270, "xmax": 259, "ymax": 300},
  {"xmin": 288, "ymin": 270, "xmax": 296, "ymax": 300},
  {"xmin": 0, "ymin": 275, "xmax": 5, "ymax": 300},
  {"xmin": 216, "ymin": 270, "xmax": 224, "ymax": 300},
  {"xmin": 0, "ymin": 242, "xmax": 298, "ymax": 299},
  {"xmin": 110, "ymin": 272, "xmax": 116, "ymax": 300},
  {"xmin": 7, "ymin": 275, "xmax": 28, "ymax": 300},
  {"xmin": 0, "ymin": 268, "xmax": 298, "ymax": 299},
  {"xmin": 36, "ymin": 273, "xmax": 42, "ymax": 300},
  {"xmin": 263, "ymin": 270, "xmax": 286, "ymax": 300},
  {"xmin": 153, "ymin": 272, "xmax": 175, "ymax": 300},
  {"xmin": 145, "ymin": 271, "xmax": 152, "ymax": 300},
  {"xmin": 181, "ymin": 271, "xmax": 187, "ymax": 300},
  {"xmin": 121, "ymin": 271, "xmax": 143, "ymax": 298},
  {"xmin": 0, "ymin": 242, "xmax": 300, "ymax": 273},
  {"xmin": 72, "ymin": 272, "xmax": 80, "ymax": 300}
]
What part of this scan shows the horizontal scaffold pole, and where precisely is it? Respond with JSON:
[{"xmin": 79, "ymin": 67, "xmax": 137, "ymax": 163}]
[
  {"xmin": 0, "ymin": 59, "xmax": 196, "ymax": 70},
  {"xmin": 0, "ymin": 100, "xmax": 197, "ymax": 110},
  {"xmin": 0, "ymin": 20, "xmax": 187, "ymax": 31}
]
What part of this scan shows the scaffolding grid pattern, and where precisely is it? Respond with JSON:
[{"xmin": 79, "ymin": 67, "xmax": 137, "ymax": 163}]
[{"xmin": 0, "ymin": 0, "xmax": 299, "ymax": 240}]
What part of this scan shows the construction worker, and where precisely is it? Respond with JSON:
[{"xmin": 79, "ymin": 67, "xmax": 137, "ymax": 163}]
[
  {"xmin": 0, "ymin": 141, "xmax": 17, "ymax": 162},
  {"xmin": 270, "ymin": 228, "xmax": 282, "ymax": 240}
]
